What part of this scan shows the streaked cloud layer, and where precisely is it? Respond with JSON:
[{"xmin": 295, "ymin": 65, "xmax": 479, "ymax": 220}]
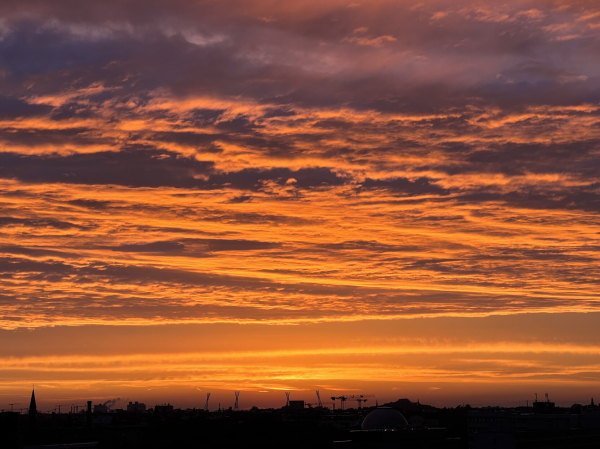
[{"xmin": 1, "ymin": 0, "xmax": 600, "ymax": 405}]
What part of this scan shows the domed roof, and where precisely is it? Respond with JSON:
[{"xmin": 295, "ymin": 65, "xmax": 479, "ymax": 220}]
[{"xmin": 361, "ymin": 408, "xmax": 408, "ymax": 430}]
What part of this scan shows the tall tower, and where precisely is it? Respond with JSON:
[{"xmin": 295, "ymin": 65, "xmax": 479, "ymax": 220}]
[
  {"xmin": 29, "ymin": 386, "xmax": 37, "ymax": 426},
  {"xmin": 29, "ymin": 387, "xmax": 37, "ymax": 415}
]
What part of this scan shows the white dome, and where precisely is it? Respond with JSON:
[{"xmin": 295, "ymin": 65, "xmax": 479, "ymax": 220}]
[{"xmin": 361, "ymin": 408, "xmax": 408, "ymax": 430}]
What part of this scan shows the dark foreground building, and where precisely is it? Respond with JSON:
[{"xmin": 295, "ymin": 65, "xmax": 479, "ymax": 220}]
[
  {"xmin": 334, "ymin": 407, "xmax": 462, "ymax": 449},
  {"xmin": 468, "ymin": 407, "xmax": 600, "ymax": 449},
  {"xmin": 4, "ymin": 396, "xmax": 600, "ymax": 449}
]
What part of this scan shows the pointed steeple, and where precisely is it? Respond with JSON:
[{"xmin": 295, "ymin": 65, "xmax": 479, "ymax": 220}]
[{"xmin": 29, "ymin": 386, "xmax": 37, "ymax": 416}]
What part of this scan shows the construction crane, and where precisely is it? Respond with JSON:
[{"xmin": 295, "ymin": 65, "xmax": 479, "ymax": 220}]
[
  {"xmin": 8, "ymin": 403, "xmax": 20, "ymax": 412},
  {"xmin": 285, "ymin": 392, "xmax": 290, "ymax": 407},
  {"xmin": 315, "ymin": 390, "xmax": 323, "ymax": 408},
  {"xmin": 234, "ymin": 391, "xmax": 240, "ymax": 411},
  {"xmin": 72, "ymin": 404, "xmax": 86, "ymax": 413},
  {"xmin": 55, "ymin": 404, "xmax": 68, "ymax": 413},
  {"xmin": 330, "ymin": 396, "xmax": 347, "ymax": 410},
  {"xmin": 204, "ymin": 393, "xmax": 210, "ymax": 412},
  {"xmin": 347, "ymin": 394, "xmax": 375, "ymax": 409}
]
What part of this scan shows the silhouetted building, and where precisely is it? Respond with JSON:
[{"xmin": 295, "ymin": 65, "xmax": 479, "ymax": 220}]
[
  {"xmin": 409, "ymin": 415, "xmax": 424, "ymax": 427},
  {"xmin": 361, "ymin": 408, "xmax": 408, "ymax": 430},
  {"xmin": 1, "ymin": 412, "xmax": 20, "ymax": 448},
  {"xmin": 86, "ymin": 401, "xmax": 92, "ymax": 428},
  {"xmin": 289, "ymin": 400, "xmax": 305, "ymax": 410},
  {"xmin": 468, "ymin": 410, "xmax": 516, "ymax": 449},
  {"xmin": 154, "ymin": 404, "xmax": 173, "ymax": 414},
  {"xmin": 337, "ymin": 409, "xmax": 452, "ymax": 448},
  {"xmin": 532, "ymin": 394, "xmax": 555, "ymax": 414},
  {"xmin": 29, "ymin": 387, "xmax": 37, "ymax": 425},
  {"xmin": 127, "ymin": 401, "xmax": 146, "ymax": 412},
  {"xmin": 468, "ymin": 409, "xmax": 600, "ymax": 449},
  {"xmin": 93, "ymin": 404, "xmax": 108, "ymax": 413}
]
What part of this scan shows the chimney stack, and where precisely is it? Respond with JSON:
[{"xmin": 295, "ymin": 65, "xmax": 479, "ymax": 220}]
[{"xmin": 87, "ymin": 400, "xmax": 92, "ymax": 428}]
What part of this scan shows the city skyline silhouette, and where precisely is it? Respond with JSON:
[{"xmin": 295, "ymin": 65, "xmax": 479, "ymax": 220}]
[{"xmin": 1, "ymin": 1, "xmax": 600, "ymax": 447}]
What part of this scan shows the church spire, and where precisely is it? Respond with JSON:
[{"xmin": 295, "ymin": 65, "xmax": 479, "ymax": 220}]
[{"xmin": 29, "ymin": 386, "xmax": 37, "ymax": 416}]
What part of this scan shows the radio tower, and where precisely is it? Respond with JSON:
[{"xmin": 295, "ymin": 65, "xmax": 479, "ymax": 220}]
[
  {"xmin": 315, "ymin": 390, "xmax": 323, "ymax": 408},
  {"xmin": 285, "ymin": 392, "xmax": 290, "ymax": 407},
  {"xmin": 234, "ymin": 391, "xmax": 240, "ymax": 411}
]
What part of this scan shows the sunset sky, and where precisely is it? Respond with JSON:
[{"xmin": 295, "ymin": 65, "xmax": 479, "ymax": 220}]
[{"xmin": 1, "ymin": 0, "xmax": 600, "ymax": 412}]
